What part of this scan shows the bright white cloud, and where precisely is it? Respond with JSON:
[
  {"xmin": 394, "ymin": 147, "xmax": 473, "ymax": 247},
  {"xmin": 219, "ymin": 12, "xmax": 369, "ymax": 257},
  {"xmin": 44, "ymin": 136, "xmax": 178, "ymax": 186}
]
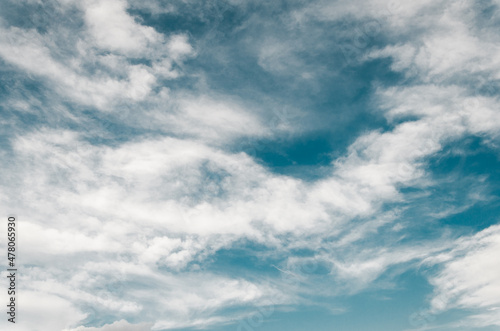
[
  {"xmin": 66, "ymin": 320, "xmax": 153, "ymax": 331},
  {"xmin": 82, "ymin": 0, "xmax": 161, "ymax": 55},
  {"xmin": 0, "ymin": 289, "xmax": 86, "ymax": 331},
  {"xmin": 0, "ymin": 0, "xmax": 194, "ymax": 110},
  {"xmin": 423, "ymin": 224, "xmax": 500, "ymax": 327},
  {"xmin": 0, "ymin": 0, "xmax": 499, "ymax": 330}
]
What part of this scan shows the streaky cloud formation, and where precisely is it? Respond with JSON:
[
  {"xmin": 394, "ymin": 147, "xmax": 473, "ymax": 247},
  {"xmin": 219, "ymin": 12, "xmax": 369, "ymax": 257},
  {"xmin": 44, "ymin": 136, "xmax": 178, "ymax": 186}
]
[{"xmin": 0, "ymin": 0, "xmax": 499, "ymax": 330}]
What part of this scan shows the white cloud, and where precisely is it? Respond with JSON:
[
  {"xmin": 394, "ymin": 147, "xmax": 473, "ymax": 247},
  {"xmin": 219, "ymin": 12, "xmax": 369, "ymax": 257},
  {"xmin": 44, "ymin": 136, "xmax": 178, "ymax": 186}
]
[
  {"xmin": 66, "ymin": 320, "xmax": 153, "ymax": 331},
  {"xmin": 424, "ymin": 224, "xmax": 500, "ymax": 327},
  {"xmin": 0, "ymin": 26, "xmax": 158, "ymax": 108},
  {"xmin": 1, "ymin": 95, "xmax": 480, "ymax": 328},
  {"xmin": 0, "ymin": 0, "xmax": 499, "ymax": 330},
  {"xmin": 167, "ymin": 34, "xmax": 194, "ymax": 60},
  {"xmin": 364, "ymin": 1, "xmax": 500, "ymax": 88},
  {"xmin": 0, "ymin": 0, "xmax": 194, "ymax": 110},
  {"xmin": 169, "ymin": 94, "xmax": 268, "ymax": 143},
  {"xmin": 0, "ymin": 289, "xmax": 86, "ymax": 331},
  {"xmin": 82, "ymin": 0, "xmax": 160, "ymax": 55},
  {"xmin": 291, "ymin": 0, "xmax": 441, "ymax": 29}
]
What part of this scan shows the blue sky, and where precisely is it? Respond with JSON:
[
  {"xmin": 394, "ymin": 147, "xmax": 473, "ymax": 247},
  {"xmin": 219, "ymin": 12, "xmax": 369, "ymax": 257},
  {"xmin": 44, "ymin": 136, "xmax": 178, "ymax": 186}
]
[{"xmin": 1, "ymin": 0, "xmax": 500, "ymax": 331}]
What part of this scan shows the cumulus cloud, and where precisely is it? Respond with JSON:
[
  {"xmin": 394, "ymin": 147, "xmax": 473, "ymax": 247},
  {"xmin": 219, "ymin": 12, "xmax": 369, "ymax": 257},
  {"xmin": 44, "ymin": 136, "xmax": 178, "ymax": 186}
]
[{"xmin": 82, "ymin": 0, "xmax": 161, "ymax": 55}]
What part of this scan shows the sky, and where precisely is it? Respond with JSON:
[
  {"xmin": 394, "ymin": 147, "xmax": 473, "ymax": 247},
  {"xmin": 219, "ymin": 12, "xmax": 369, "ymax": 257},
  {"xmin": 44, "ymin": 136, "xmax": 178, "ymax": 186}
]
[{"xmin": 0, "ymin": 0, "xmax": 500, "ymax": 330}]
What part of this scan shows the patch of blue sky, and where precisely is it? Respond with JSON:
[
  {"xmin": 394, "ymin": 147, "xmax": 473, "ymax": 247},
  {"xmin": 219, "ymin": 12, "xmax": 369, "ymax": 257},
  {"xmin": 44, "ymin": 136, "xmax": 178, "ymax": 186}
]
[{"xmin": 201, "ymin": 270, "xmax": 431, "ymax": 331}]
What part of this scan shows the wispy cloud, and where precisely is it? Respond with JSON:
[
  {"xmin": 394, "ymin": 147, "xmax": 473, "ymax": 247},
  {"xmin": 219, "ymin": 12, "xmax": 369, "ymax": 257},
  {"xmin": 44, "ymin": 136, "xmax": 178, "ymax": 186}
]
[{"xmin": 0, "ymin": 0, "xmax": 499, "ymax": 330}]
